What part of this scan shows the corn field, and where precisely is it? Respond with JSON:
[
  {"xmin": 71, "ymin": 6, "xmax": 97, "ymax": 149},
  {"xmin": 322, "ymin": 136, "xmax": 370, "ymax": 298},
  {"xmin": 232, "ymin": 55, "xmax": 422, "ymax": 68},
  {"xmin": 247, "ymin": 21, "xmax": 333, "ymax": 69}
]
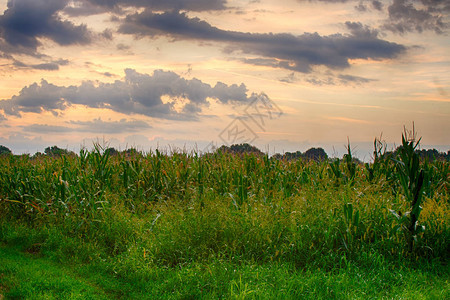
[{"xmin": 0, "ymin": 135, "xmax": 449, "ymax": 268}]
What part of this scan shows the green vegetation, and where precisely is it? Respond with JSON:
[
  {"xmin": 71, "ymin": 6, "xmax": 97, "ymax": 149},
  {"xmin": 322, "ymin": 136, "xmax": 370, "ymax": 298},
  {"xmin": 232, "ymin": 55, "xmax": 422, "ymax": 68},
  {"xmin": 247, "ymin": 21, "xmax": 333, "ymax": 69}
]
[
  {"xmin": 44, "ymin": 145, "xmax": 74, "ymax": 157},
  {"xmin": 0, "ymin": 145, "xmax": 12, "ymax": 156},
  {"xmin": 0, "ymin": 132, "xmax": 448, "ymax": 298},
  {"xmin": 272, "ymin": 147, "xmax": 328, "ymax": 161}
]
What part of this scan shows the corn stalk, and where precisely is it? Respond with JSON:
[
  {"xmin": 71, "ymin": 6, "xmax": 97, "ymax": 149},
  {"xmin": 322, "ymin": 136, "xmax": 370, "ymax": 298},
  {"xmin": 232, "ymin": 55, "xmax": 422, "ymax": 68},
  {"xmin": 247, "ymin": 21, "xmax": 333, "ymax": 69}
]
[{"xmin": 391, "ymin": 126, "xmax": 425, "ymax": 252}]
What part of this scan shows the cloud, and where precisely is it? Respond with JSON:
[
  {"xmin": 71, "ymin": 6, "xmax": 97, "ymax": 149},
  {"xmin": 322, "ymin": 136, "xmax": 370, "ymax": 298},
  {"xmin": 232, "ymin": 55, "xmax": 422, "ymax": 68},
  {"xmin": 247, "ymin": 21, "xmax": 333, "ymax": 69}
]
[
  {"xmin": 354, "ymin": 3, "xmax": 367, "ymax": 12},
  {"xmin": 305, "ymin": 76, "xmax": 335, "ymax": 86},
  {"xmin": 22, "ymin": 124, "xmax": 73, "ymax": 133},
  {"xmin": 212, "ymin": 82, "xmax": 248, "ymax": 104},
  {"xmin": 87, "ymin": 0, "xmax": 227, "ymax": 12},
  {"xmin": 326, "ymin": 116, "xmax": 371, "ymax": 124},
  {"xmin": 102, "ymin": 72, "xmax": 115, "ymax": 77},
  {"xmin": 0, "ymin": 68, "xmax": 253, "ymax": 120},
  {"xmin": 63, "ymin": 0, "xmax": 227, "ymax": 16},
  {"xmin": 383, "ymin": 0, "xmax": 449, "ymax": 34},
  {"xmin": 23, "ymin": 118, "xmax": 151, "ymax": 134},
  {"xmin": 70, "ymin": 118, "xmax": 151, "ymax": 134},
  {"xmin": 299, "ymin": 0, "xmax": 350, "ymax": 2},
  {"xmin": 62, "ymin": 1, "xmax": 111, "ymax": 17},
  {"xmin": 345, "ymin": 21, "xmax": 380, "ymax": 38},
  {"xmin": 371, "ymin": 0, "xmax": 383, "ymax": 11},
  {"xmin": 303, "ymin": 72, "xmax": 375, "ymax": 86},
  {"xmin": 12, "ymin": 58, "xmax": 69, "ymax": 71},
  {"xmin": 29, "ymin": 63, "xmax": 60, "ymax": 70},
  {"xmin": 301, "ymin": 0, "xmax": 449, "ymax": 34},
  {"xmin": 279, "ymin": 72, "xmax": 297, "ymax": 83},
  {"xmin": 1, "ymin": 79, "xmax": 69, "ymax": 116},
  {"xmin": 116, "ymin": 43, "xmax": 131, "ymax": 51},
  {"xmin": 0, "ymin": 0, "xmax": 92, "ymax": 55},
  {"xmin": 337, "ymin": 74, "xmax": 376, "ymax": 84},
  {"xmin": 278, "ymin": 70, "xmax": 374, "ymax": 85},
  {"xmin": 0, "ymin": 133, "xmax": 47, "ymax": 154},
  {"xmin": 118, "ymin": 10, "xmax": 406, "ymax": 73}
]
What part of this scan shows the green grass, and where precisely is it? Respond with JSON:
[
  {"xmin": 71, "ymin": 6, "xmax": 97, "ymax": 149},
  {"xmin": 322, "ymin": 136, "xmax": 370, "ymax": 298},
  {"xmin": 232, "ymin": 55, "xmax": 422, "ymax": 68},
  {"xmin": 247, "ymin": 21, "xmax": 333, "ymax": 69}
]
[
  {"xmin": 1, "ymin": 239, "xmax": 448, "ymax": 299},
  {"xmin": 0, "ymin": 245, "xmax": 110, "ymax": 299},
  {"xmin": 0, "ymin": 138, "xmax": 448, "ymax": 298}
]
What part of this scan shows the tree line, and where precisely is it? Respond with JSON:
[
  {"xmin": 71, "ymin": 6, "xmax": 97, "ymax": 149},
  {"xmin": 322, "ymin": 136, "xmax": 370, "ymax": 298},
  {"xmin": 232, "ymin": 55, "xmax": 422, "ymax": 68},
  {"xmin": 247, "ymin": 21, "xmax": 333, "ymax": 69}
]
[{"xmin": 0, "ymin": 143, "xmax": 449, "ymax": 161}]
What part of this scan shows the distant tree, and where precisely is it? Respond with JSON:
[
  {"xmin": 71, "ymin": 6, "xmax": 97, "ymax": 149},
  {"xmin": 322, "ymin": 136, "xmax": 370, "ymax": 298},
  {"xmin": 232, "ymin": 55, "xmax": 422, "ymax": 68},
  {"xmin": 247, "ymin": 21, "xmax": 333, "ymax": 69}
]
[
  {"xmin": 285, "ymin": 151, "xmax": 303, "ymax": 161},
  {"xmin": 122, "ymin": 148, "xmax": 141, "ymax": 157},
  {"xmin": 272, "ymin": 151, "xmax": 301, "ymax": 161},
  {"xmin": 105, "ymin": 147, "xmax": 118, "ymax": 156},
  {"xmin": 32, "ymin": 152, "xmax": 45, "ymax": 159},
  {"xmin": 217, "ymin": 143, "xmax": 264, "ymax": 156},
  {"xmin": 44, "ymin": 146, "xmax": 72, "ymax": 157},
  {"xmin": 271, "ymin": 153, "xmax": 283, "ymax": 160},
  {"xmin": 216, "ymin": 145, "xmax": 230, "ymax": 153},
  {"xmin": 304, "ymin": 147, "xmax": 328, "ymax": 161},
  {"xmin": 416, "ymin": 148, "xmax": 450, "ymax": 161},
  {"xmin": 391, "ymin": 146, "xmax": 449, "ymax": 162},
  {"xmin": 0, "ymin": 145, "xmax": 12, "ymax": 155},
  {"xmin": 231, "ymin": 143, "xmax": 263, "ymax": 155},
  {"xmin": 273, "ymin": 147, "xmax": 328, "ymax": 161},
  {"xmin": 417, "ymin": 149, "xmax": 437, "ymax": 161}
]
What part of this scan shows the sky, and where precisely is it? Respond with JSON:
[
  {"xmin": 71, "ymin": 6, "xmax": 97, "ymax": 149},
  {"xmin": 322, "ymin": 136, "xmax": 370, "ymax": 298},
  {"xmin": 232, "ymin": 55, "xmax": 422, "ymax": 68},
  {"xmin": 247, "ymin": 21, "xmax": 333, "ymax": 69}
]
[{"xmin": 0, "ymin": 0, "xmax": 449, "ymax": 160}]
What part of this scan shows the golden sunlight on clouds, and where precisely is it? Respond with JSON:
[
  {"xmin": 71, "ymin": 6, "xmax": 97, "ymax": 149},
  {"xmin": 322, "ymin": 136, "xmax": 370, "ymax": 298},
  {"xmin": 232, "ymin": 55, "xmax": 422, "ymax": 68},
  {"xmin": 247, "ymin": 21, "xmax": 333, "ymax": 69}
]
[
  {"xmin": 0, "ymin": 0, "xmax": 448, "ymax": 157},
  {"xmin": 326, "ymin": 116, "xmax": 372, "ymax": 125}
]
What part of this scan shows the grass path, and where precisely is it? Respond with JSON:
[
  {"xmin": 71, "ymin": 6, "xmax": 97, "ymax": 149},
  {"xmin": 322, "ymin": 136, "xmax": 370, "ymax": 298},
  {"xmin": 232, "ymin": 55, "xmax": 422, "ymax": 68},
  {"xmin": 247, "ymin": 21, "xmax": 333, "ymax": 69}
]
[
  {"xmin": 0, "ymin": 245, "xmax": 113, "ymax": 299},
  {"xmin": 1, "ymin": 243, "xmax": 449, "ymax": 299}
]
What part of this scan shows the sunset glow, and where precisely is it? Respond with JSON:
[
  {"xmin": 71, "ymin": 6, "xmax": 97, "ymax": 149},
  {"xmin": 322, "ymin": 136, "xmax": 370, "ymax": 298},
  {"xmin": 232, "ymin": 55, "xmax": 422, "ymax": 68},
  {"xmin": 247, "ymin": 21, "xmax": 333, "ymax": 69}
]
[{"xmin": 0, "ymin": 0, "xmax": 449, "ymax": 159}]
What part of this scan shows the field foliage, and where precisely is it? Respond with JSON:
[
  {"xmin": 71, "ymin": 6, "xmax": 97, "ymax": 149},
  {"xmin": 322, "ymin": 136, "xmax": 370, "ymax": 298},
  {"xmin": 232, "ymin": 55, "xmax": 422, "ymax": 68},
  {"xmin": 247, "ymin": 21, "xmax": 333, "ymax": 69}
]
[{"xmin": 0, "ymin": 134, "xmax": 448, "ymax": 298}]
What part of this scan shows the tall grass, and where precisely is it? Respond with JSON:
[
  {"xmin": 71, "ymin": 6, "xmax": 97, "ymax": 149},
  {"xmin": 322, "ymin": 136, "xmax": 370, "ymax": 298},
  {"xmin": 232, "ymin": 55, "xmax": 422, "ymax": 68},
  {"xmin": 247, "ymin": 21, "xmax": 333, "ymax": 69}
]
[{"xmin": 0, "ymin": 135, "xmax": 448, "ymax": 273}]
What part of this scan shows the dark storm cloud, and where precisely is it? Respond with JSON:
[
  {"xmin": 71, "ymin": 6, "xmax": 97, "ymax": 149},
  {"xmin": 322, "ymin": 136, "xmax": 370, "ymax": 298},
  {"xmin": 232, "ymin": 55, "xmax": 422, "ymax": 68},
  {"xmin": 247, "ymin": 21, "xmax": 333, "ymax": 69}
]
[
  {"xmin": 0, "ymin": 69, "xmax": 252, "ymax": 120},
  {"xmin": 383, "ymin": 0, "xmax": 449, "ymax": 34},
  {"xmin": 0, "ymin": 37, "xmax": 46, "ymax": 58},
  {"xmin": 1, "ymin": 79, "xmax": 68, "ymax": 116},
  {"xmin": 118, "ymin": 10, "xmax": 406, "ymax": 73},
  {"xmin": 0, "ymin": 0, "xmax": 92, "ymax": 54},
  {"xmin": 87, "ymin": 0, "xmax": 227, "ymax": 12},
  {"xmin": 118, "ymin": 10, "xmax": 224, "ymax": 41},
  {"xmin": 63, "ymin": 0, "xmax": 227, "ymax": 16},
  {"xmin": 417, "ymin": 0, "xmax": 450, "ymax": 13},
  {"xmin": 300, "ymin": 0, "xmax": 350, "ymax": 3}
]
